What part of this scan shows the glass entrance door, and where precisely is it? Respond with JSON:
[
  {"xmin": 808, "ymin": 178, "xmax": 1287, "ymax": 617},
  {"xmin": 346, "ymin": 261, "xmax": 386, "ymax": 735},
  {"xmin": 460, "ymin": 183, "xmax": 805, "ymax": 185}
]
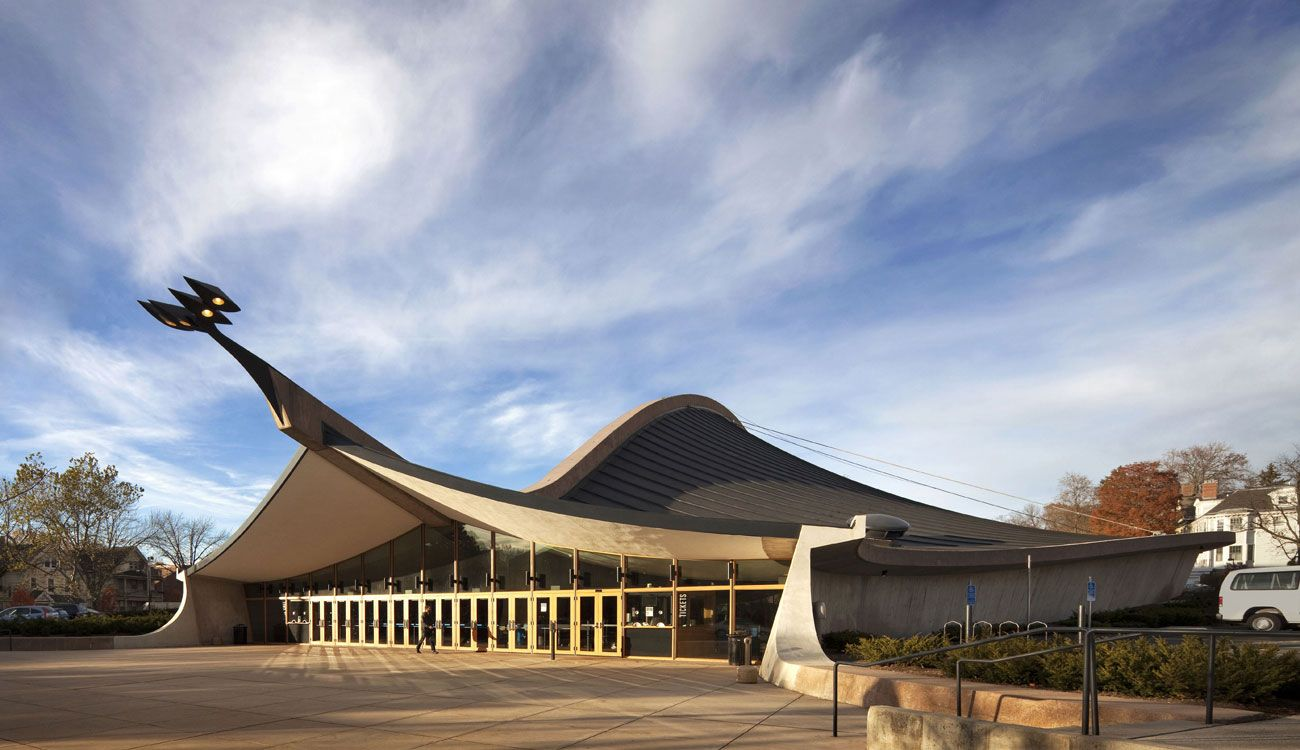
[
  {"xmin": 457, "ymin": 598, "xmax": 472, "ymax": 648},
  {"xmin": 474, "ymin": 597, "xmax": 491, "ymax": 651},
  {"xmin": 345, "ymin": 600, "xmax": 361, "ymax": 643},
  {"xmin": 438, "ymin": 598, "xmax": 453, "ymax": 649},
  {"xmin": 493, "ymin": 595, "xmax": 529, "ymax": 651},
  {"xmin": 535, "ymin": 594, "xmax": 572, "ymax": 654},
  {"xmin": 577, "ymin": 593, "xmax": 620, "ymax": 656}
]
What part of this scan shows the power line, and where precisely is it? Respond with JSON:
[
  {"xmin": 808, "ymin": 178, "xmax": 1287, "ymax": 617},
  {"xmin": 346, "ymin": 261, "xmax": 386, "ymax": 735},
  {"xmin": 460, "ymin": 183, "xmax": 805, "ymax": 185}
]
[{"xmin": 739, "ymin": 418, "xmax": 1160, "ymax": 536}]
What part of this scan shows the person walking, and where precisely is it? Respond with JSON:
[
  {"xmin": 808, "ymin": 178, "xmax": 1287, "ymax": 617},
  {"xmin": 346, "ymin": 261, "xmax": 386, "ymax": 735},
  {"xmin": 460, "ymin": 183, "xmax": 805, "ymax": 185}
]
[{"xmin": 416, "ymin": 602, "xmax": 437, "ymax": 654}]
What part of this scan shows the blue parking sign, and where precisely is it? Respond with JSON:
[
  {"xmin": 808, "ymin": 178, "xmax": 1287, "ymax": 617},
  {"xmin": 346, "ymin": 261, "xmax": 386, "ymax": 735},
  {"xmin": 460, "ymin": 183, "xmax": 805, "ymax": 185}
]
[
  {"xmin": 966, "ymin": 582, "xmax": 977, "ymax": 606},
  {"xmin": 1087, "ymin": 577, "xmax": 1097, "ymax": 603}
]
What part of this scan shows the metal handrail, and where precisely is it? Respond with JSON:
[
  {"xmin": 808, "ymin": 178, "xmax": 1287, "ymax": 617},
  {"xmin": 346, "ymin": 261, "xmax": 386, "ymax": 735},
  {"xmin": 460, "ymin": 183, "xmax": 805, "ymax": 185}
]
[
  {"xmin": 955, "ymin": 633, "xmax": 1139, "ymax": 716},
  {"xmin": 1080, "ymin": 627, "xmax": 1300, "ymax": 736},
  {"xmin": 831, "ymin": 626, "xmax": 1085, "ymax": 736}
]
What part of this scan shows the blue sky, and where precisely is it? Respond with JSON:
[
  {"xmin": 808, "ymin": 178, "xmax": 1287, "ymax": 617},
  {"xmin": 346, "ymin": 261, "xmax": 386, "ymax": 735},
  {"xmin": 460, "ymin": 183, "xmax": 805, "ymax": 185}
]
[{"xmin": 2, "ymin": 1, "xmax": 1299, "ymax": 533}]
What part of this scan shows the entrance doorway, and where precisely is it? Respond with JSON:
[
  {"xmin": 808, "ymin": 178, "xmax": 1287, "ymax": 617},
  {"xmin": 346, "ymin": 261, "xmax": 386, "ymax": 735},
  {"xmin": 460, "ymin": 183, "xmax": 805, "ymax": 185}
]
[
  {"xmin": 577, "ymin": 593, "xmax": 620, "ymax": 655},
  {"xmin": 535, "ymin": 594, "xmax": 572, "ymax": 654},
  {"xmin": 494, "ymin": 595, "xmax": 530, "ymax": 651},
  {"xmin": 458, "ymin": 596, "xmax": 491, "ymax": 651}
]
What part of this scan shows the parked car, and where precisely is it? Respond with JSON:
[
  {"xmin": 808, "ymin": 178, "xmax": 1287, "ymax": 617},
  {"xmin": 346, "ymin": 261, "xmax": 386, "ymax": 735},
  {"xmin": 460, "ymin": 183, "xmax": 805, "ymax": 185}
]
[
  {"xmin": 51, "ymin": 603, "xmax": 100, "ymax": 619},
  {"xmin": 1217, "ymin": 566, "xmax": 1300, "ymax": 631},
  {"xmin": 0, "ymin": 605, "xmax": 65, "ymax": 621}
]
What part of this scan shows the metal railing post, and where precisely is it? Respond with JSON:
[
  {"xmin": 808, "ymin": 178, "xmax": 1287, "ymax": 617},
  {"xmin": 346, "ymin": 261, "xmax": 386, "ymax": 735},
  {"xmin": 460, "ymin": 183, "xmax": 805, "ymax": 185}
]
[
  {"xmin": 955, "ymin": 662, "xmax": 963, "ymax": 716},
  {"xmin": 1080, "ymin": 630, "xmax": 1091, "ymax": 735},
  {"xmin": 832, "ymin": 662, "xmax": 839, "ymax": 737},
  {"xmin": 1090, "ymin": 631, "xmax": 1100, "ymax": 735},
  {"xmin": 1206, "ymin": 634, "xmax": 1216, "ymax": 725}
]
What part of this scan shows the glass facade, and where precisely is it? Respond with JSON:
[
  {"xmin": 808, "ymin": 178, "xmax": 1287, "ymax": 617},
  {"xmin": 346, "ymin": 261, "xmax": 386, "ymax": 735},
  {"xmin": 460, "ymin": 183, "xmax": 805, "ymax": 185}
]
[
  {"xmin": 494, "ymin": 534, "xmax": 531, "ymax": 591},
  {"xmin": 578, "ymin": 550, "xmax": 620, "ymax": 589},
  {"xmin": 424, "ymin": 525, "xmax": 455, "ymax": 593},
  {"xmin": 678, "ymin": 559, "xmax": 729, "ymax": 587},
  {"xmin": 255, "ymin": 521, "xmax": 784, "ymax": 660},
  {"xmin": 534, "ymin": 544, "xmax": 573, "ymax": 591},
  {"xmin": 625, "ymin": 556, "xmax": 672, "ymax": 588},
  {"xmin": 337, "ymin": 555, "xmax": 362, "ymax": 595},
  {"xmin": 735, "ymin": 559, "xmax": 789, "ymax": 585},
  {"xmin": 677, "ymin": 590, "xmax": 729, "ymax": 658},
  {"xmin": 392, "ymin": 528, "xmax": 421, "ymax": 594},
  {"xmin": 458, "ymin": 525, "xmax": 493, "ymax": 592},
  {"xmin": 363, "ymin": 543, "xmax": 389, "ymax": 595}
]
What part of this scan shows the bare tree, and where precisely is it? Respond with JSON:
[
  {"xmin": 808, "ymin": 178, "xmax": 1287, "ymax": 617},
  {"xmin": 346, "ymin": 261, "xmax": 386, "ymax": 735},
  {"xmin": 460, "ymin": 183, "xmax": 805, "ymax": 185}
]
[
  {"xmin": 1161, "ymin": 442, "xmax": 1254, "ymax": 494},
  {"xmin": 1255, "ymin": 444, "xmax": 1300, "ymax": 564},
  {"xmin": 999, "ymin": 502, "xmax": 1047, "ymax": 529},
  {"xmin": 1041, "ymin": 472, "xmax": 1098, "ymax": 534},
  {"xmin": 146, "ymin": 510, "xmax": 227, "ymax": 571}
]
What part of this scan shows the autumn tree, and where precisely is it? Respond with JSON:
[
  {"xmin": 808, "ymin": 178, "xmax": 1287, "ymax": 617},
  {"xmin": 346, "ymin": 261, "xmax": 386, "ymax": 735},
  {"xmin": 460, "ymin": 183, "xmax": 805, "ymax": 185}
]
[
  {"xmin": 1161, "ymin": 442, "xmax": 1253, "ymax": 494},
  {"xmin": 145, "ymin": 510, "xmax": 227, "ymax": 571},
  {"xmin": 18, "ymin": 453, "xmax": 148, "ymax": 604},
  {"xmin": 9, "ymin": 586, "xmax": 35, "ymax": 606},
  {"xmin": 0, "ymin": 453, "xmax": 53, "ymax": 578},
  {"xmin": 1091, "ymin": 461, "xmax": 1181, "ymax": 537}
]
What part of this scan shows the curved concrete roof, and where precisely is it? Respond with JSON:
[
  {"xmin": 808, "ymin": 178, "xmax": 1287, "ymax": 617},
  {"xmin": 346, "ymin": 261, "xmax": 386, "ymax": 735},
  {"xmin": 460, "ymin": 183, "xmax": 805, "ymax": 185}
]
[
  {"xmin": 527, "ymin": 401, "xmax": 1093, "ymax": 548},
  {"xmin": 524, "ymin": 394, "xmax": 741, "ymax": 499}
]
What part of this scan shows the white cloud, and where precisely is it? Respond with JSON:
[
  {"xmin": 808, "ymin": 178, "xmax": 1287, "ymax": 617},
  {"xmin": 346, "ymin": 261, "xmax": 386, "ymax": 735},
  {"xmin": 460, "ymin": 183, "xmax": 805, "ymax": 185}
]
[{"xmin": 4, "ymin": 1, "xmax": 1299, "ymax": 533}]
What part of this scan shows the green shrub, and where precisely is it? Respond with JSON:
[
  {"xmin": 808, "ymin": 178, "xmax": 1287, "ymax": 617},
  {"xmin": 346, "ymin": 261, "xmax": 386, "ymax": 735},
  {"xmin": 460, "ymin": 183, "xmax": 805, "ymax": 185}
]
[
  {"xmin": 844, "ymin": 633, "xmax": 947, "ymax": 668},
  {"xmin": 0, "ymin": 611, "xmax": 173, "ymax": 637},
  {"xmin": 839, "ymin": 632, "xmax": 1300, "ymax": 705},
  {"xmin": 822, "ymin": 630, "xmax": 871, "ymax": 654},
  {"xmin": 1088, "ymin": 590, "xmax": 1217, "ymax": 628}
]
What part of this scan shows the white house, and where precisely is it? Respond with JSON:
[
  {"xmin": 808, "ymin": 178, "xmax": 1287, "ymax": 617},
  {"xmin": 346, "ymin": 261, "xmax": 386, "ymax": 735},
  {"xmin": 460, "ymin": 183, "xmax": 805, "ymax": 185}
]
[{"xmin": 1182, "ymin": 481, "xmax": 1299, "ymax": 570}]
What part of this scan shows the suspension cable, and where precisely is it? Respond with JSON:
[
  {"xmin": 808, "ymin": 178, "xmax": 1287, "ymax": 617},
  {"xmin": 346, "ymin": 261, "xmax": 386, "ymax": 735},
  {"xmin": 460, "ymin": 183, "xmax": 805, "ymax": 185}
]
[{"xmin": 739, "ymin": 417, "xmax": 1160, "ymax": 536}]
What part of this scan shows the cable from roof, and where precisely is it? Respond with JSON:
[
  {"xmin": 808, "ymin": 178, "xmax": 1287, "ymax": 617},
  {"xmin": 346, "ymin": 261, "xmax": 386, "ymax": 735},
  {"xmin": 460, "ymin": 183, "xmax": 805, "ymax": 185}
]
[{"xmin": 739, "ymin": 418, "xmax": 1161, "ymax": 537}]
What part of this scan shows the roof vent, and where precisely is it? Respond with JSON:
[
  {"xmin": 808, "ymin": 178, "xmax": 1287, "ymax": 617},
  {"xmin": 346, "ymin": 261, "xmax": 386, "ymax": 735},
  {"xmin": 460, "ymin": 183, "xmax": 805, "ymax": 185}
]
[{"xmin": 863, "ymin": 514, "xmax": 910, "ymax": 541}]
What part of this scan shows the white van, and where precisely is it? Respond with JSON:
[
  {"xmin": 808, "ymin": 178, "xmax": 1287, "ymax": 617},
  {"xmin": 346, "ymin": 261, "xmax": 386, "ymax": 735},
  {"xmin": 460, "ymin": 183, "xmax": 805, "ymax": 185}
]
[{"xmin": 1218, "ymin": 567, "xmax": 1300, "ymax": 631}]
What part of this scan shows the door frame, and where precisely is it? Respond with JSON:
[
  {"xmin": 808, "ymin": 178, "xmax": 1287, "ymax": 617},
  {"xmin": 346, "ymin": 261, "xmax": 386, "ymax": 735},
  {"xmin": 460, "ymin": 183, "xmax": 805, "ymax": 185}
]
[{"xmin": 576, "ymin": 591, "xmax": 621, "ymax": 657}]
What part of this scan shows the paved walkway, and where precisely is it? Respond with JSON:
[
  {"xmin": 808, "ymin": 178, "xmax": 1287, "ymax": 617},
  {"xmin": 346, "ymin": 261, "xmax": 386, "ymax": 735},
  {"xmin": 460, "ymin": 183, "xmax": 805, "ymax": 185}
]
[
  {"xmin": 1095, "ymin": 717, "xmax": 1300, "ymax": 749},
  {"xmin": 0, "ymin": 646, "xmax": 863, "ymax": 749}
]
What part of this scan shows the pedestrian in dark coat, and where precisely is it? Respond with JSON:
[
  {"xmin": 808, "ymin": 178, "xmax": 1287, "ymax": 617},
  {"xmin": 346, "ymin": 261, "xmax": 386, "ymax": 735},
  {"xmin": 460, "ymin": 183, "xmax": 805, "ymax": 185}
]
[{"xmin": 416, "ymin": 602, "xmax": 437, "ymax": 653}]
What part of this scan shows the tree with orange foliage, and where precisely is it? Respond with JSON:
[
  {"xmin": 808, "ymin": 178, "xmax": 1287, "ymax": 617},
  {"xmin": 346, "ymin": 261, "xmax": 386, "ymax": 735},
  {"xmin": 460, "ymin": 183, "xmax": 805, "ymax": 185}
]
[
  {"xmin": 9, "ymin": 586, "xmax": 36, "ymax": 606},
  {"xmin": 1091, "ymin": 461, "xmax": 1182, "ymax": 536}
]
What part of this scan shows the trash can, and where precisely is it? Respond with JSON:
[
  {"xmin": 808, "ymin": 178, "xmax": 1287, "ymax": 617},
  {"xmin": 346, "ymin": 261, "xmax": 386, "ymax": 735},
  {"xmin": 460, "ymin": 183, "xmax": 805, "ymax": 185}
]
[
  {"xmin": 232, "ymin": 623, "xmax": 248, "ymax": 645},
  {"xmin": 727, "ymin": 632, "xmax": 748, "ymax": 666}
]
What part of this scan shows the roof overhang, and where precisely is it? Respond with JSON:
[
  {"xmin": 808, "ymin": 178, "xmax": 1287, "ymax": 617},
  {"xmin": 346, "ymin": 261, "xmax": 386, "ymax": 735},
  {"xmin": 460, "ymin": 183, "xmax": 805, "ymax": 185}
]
[
  {"xmin": 191, "ymin": 448, "xmax": 433, "ymax": 582},
  {"xmin": 332, "ymin": 446, "xmax": 801, "ymax": 560},
  {"xmin": 810, "ymin": 531, "xmax": 1237, "ymax": 576}
]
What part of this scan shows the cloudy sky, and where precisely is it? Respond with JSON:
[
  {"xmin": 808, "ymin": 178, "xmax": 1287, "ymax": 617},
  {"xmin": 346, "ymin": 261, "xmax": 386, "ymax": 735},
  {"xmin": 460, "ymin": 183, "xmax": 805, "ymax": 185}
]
[{"xmin": 2, "ymin": 1, "xmax": 1298, "ymax": 532}]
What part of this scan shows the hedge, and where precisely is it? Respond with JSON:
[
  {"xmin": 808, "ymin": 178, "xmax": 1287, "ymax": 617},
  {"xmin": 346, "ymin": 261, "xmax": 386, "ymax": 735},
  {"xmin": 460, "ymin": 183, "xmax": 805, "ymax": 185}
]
[
  {"xmin": 0, "ymin": 611, "xmax": 173, "ymax": 637},
  {"xmin": 842, "ymin": 633, "xmax": 1300, "ymax": 705}
]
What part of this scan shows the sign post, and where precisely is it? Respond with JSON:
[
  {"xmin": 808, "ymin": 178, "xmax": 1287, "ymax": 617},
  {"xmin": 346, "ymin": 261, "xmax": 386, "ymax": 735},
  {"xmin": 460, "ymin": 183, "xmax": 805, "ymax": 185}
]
[
  {"xmin": 1026, "ymin": 554, "xmax": 1033, "ymax": 628},
  {"xmin": 1086, "ymin": 576, "xmax": 1097, "ymax": 628},
  {"xmin": 965, "ymin": 581, "xmax": 977, "ymax": 642}
]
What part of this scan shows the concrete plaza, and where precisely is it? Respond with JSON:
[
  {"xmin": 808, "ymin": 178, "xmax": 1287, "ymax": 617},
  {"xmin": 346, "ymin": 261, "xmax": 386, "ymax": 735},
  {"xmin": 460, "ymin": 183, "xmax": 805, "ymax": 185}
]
[{"xmin": 0, "ymin": 646, "xmax": 863, "ymax": 749}]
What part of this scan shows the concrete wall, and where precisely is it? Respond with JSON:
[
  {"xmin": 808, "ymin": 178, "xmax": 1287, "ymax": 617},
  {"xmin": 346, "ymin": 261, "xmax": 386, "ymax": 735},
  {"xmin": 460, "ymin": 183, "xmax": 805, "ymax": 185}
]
[
  {"xmin": 1, "ymin": 636, "xmax": 116, "ymax": 651},
  {"xmin": 115, "ymin": 571, "xmax": 248, "ymax": 648},
  {"xmin": 867, "ymin": 706, "xmax": 1164, "ymax": 750},
  {"xmin": 813, "ymin": 548, "xmax": 1198, "ymax": 637},
  {"xmin": 761, "ymin": 519, "xmax": 1201, "ymax": 708}
]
